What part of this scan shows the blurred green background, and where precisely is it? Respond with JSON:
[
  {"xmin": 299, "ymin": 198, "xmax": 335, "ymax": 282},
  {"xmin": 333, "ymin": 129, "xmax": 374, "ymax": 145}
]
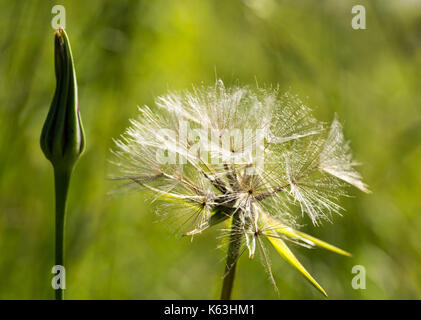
[{"xmin": 1, "ymin": 0, "xmax": 420, "ymax": 299}]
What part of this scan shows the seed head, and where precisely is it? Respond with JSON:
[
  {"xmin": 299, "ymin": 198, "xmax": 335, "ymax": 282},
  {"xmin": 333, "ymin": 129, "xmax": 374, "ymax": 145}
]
[{"xmin": 111, "ymin": 80, "xmax": 369, "ymax": 296}]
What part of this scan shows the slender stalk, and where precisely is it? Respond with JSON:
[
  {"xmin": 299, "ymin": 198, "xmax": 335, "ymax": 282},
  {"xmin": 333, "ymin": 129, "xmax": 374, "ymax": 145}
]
[
  {"xmin": 220, "ymin": 212, "xmax": 243, "ymax": 300},
  {"xmin": 53, "ymin": 166, "xmax": 72, "ymax": 300}
]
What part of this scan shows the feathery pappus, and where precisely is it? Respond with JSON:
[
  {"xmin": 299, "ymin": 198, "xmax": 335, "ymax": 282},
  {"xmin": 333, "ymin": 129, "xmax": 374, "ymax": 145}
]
[{"xmin": 111, "ymin": 80, "xmax": 369, "ymax": 297}]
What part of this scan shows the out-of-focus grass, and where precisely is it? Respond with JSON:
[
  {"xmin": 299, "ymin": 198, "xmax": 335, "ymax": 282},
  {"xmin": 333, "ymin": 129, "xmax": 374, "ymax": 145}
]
[{"xmin": 0, "ymin": 0, "xmax": 420, "ymax": 299}]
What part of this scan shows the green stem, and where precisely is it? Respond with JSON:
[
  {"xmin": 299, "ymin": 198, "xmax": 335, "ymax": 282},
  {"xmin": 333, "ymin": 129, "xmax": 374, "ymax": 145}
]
[
  {"xmin": 53, "ymin": 166, "xmax": 72, "ymax": 300},
  {"xmin": 220, "ymin": 212, "xmax": 243, "ymax": 300}
]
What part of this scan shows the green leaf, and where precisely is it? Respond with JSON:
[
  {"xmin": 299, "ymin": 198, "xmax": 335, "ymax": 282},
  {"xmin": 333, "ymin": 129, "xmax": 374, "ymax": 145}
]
[
  {"xmin": 294, "ymin": 230, "xmax": 352, "ymax": 257},
  {"xmin": 183, "ymin": 206, "xmax": 232, "ymax": 236},
  {"xmin": 263, "ymin": 214, "xmax": 351, "ymax": 257},
  {"xmin": 267, "ymin": 235, "xmax": 328, "ymax": 297}
]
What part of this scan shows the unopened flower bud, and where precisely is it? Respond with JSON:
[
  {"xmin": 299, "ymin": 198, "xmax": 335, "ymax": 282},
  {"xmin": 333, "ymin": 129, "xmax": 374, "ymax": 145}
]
[{"xmin": 40, "ymin": 28, "xmax": 85, "ymax": 169}]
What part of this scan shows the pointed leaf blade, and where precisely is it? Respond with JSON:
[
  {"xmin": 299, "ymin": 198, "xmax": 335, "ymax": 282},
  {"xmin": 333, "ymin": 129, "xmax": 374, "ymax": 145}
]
[
  {"xmin": 263, "ymin": 214, "xmax": 351, "ymax": 257},
  {"xmin": 294, "ymin": 230, "xmax": 352, "ymax": 257},
  {"xmin": 267, "ymin": 235, "xmax": 328, "ymax": 297}
]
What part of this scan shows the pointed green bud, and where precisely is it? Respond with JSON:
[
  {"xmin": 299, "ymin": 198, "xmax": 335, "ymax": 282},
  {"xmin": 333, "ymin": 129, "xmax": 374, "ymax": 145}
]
[{"xmin": 41, "ymin": 28, "xmax": 85, "ymax": 170}]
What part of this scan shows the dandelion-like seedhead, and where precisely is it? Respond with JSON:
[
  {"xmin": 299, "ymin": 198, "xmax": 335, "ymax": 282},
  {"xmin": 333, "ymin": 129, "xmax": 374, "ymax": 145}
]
[{"xmin": 111, "ymin": 80, "xmax": 369, "ymax": 297}]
